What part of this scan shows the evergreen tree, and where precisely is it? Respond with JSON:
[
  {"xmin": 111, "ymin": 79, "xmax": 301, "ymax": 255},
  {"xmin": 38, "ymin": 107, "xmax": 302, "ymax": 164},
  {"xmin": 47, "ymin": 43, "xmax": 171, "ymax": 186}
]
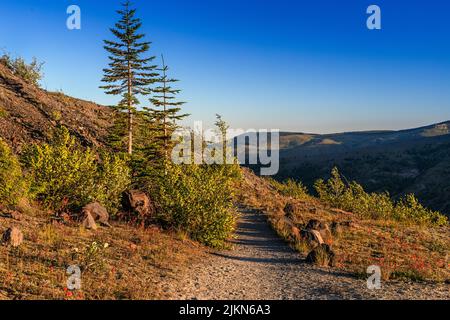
[
  {"xmin": 214, "ymin": 114, "xmax": 230, "ymax": 164},
  {"xmin": 145, "ymin": 55, "xmax": 189, "ymax": 159},
  {"xmin": 100, "ymin": 1, "xmax": 157, "ymax": 154}
]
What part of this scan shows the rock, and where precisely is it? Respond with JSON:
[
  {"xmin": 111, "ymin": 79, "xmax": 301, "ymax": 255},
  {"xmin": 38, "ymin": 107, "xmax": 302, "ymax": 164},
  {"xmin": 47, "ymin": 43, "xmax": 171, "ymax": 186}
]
[
  {"xmin": 81, "ymin": 202, "xmax": 110, "ymax": 228},
  {"xmin": 305, "ymin": 219, "xmax": 323, "ymax": 230},
  {"xmin": 305, "ymin": 219, "xmax": 332, "ymax": 243},
  {"xmin": 283, "ymin": 202, "xmax": 300, "ymax": 219},
  {"xmin": 82, "ymin": 212, "xmax": 98, "ymax": 230},
  {"xmin": 122, "ymin": 190, "xmax": 154, "ymax": 220},
  {"xmin": 306, "ymin": 244, "xmax": 336, "ymax": 267},
  {"xmin": 330, "ymin": 221, "xmax": 343, "ymax": 236},
  {"xmin": 291, "ymin": 226, "xmax": 301, "ymax": 242},
  {"xmin": 300, "ymin": 229, "xmax": 324, "ymax": 245},
  {"xmin": 2, "ymin": 227, "xmax": 24, "ymax": 247}
]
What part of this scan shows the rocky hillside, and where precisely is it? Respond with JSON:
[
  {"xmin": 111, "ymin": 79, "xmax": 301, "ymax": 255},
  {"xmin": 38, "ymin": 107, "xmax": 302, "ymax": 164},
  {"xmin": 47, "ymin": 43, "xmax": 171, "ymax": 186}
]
[{"xmin": 0, "ymin": 62, "xmax": 112, "ymax": 152}]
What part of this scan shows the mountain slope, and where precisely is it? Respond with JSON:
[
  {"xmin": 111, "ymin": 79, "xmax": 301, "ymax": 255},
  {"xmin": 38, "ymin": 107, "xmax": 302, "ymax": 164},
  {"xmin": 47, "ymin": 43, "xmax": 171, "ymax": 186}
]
[
  {"xmin": 272, "ymin": 123, "xmax": 450, "ymax": 215},
  {"xmin": 0, "ymin": 62, "xmax": 112, "ymax": 152}
]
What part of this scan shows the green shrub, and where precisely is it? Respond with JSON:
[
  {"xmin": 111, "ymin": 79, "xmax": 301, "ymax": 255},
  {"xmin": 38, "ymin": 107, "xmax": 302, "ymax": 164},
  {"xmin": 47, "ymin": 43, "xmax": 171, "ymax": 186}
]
[
  {"xmin": 22, "ymin": 127, "xmax": 131, "ymax": 214},
  {"xmin": 394, "ymin": 194, "xmax": 448, "ymax": 227},
  {"xmin": 269, "ymin": 178, "xmax": 309, "ymax": 199},
  {"xmin": 153, "ymin": 162, "xmax": 239, "ymax": 248},
  {"xmin": 0, "ymin": 106, "xmax": 8, "ymax": 118},
  {"xmin": 314, "ymin": 167, "xmax": 346, "ymax": 206},
  {"xmin": 314, "ymin": 167, "xmax": 448, "ymax": 226},
  {"xmin": 0, "ymin": 139, "xmax": 27, "ymax": 206},
  {"xmin": 1, "ymin": 54, "xmax": 44, "ymax": 87}
]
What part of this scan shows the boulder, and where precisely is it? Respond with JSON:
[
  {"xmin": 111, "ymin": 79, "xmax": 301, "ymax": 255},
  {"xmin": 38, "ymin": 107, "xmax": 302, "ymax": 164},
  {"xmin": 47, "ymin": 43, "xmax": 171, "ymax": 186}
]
[
  {"xmin": 122, "ymin": 190, "xmax": 154, "ymax": 220},
  {"xmin": 300, "ymin": 229, "xmax": 324, "ymax": 245},
  {"xmin": 306, "ymin": 244, "xmax": 336, "ymax": 267},
  {"xmin": 2, "ymin": 227, "xmax": 23, "ymax": 247},
  {"xmin": 81, "ymin": 202, "xmax": 110, "ymax": 228},
  {"xmin": 82, "ymin": 212, "xmax": 98, "ymax": 230},
  {"xmin": 305, "ymin": 219, "xmax": 332, "ymax": 243},
  {"xmin": 283, "ymin": 202, "xmax": 300, "ymax": 219},
  {"xmin": 305, "ymin": 219, "xmax": 324, "ymax": 230}
]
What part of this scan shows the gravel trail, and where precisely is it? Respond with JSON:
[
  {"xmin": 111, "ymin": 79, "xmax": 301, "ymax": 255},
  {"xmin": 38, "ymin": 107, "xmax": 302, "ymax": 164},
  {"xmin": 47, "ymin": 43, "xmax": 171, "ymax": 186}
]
[{"xmin": 167, "ymin": 208, "xmax": 449, "ymax": 300}]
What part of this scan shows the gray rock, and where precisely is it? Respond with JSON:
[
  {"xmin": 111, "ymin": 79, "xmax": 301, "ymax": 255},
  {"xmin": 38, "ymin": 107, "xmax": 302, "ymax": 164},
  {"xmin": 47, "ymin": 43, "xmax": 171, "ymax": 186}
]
[
  {"xmin": 81, "ymin": 202, "xmax": 110, "ymax": 228},
  {"xmin": 300, "ymin": 229, "xmax": 324, "ymax": 246},
  {"xmin": 82, "ymin": 212, "xmax": 98, "ymax": 230}
]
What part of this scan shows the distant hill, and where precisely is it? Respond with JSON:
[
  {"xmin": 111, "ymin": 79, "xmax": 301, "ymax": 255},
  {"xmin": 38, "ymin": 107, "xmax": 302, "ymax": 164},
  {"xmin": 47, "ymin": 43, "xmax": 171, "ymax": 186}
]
[
  {"xmin": 275, "ymin": 122, "xmax": 450, "ymax": 215},
  {"xmin": 235, "ymin": 122, "xmax": 450, "ymax": 214},
  {"xmin": 0, "ymin": 61, "xmax": 112, "ymax": 152}
]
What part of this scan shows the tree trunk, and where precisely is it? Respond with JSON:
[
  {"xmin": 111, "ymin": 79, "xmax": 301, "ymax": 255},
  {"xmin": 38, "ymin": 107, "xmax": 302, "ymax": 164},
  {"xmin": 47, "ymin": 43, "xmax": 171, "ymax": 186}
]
[
  {"xmin": 162, "ymin": 55, "xmax": 168, "ymax": 160},
  {"xmin": 128, "ymin": 108, "xmax": 133, "ymax": 155},
  {"xmin": 127, "ymin": 58, "xmax": 133, "ymax": 155}
]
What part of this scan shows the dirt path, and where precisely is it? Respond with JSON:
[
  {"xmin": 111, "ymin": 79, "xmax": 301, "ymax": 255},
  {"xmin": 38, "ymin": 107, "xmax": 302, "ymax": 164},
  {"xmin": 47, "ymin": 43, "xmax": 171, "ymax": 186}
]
[{"xmin": 166, "ymin": 208, "xmax": 449, "ymax": 300}]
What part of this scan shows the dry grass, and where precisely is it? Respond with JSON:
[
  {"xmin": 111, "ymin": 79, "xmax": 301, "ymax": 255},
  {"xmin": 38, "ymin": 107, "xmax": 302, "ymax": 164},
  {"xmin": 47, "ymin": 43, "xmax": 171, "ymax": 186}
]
[
  {"xmin": 237, "ymin": 168, "xmax": 450, "ymax": 282},
  {"xmin": 0, "ymin": 209, "xmax": 206, "ymax": 300}
]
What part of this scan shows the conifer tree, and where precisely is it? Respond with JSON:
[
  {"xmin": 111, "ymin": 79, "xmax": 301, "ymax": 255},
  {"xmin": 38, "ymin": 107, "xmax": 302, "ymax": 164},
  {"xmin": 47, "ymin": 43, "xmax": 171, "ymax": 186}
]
[
  {"xmin": 100, "ymin": 1, "xmax": 157, "ymax": 154},
  {"xmin": 214, "ymin": 114, "xmax": 230, "ymax": 164},
  {"xmin": 145, "ymin": 55, "xmax": 189, "ymax": 159}
]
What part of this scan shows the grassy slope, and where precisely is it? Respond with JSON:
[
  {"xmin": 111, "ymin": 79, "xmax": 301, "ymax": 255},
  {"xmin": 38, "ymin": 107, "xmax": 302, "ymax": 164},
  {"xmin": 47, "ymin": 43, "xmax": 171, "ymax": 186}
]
[
  {"xmin": 237, "ymin": 168, "xmax": 449, "ymax": 282},
  {"xmin": 0, "ymin": 200, "xmax": 206, "ymax": 300}
]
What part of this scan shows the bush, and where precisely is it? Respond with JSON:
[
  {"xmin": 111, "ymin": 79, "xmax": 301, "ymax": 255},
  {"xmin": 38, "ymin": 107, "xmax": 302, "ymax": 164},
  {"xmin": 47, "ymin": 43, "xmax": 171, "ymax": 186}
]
[
  {"xmin": 394, "ymin": 194, "xmax": 448, "ymax": 227},
  {"xmin": 22, "ymin": 127, "xmax": 131, "ymax": 214},
  {"xmin": 269, "ymin": 178, "xmax": 309, "ymax": 199},
  {"xmin": 314, "ymin": 167, "xmax": 448, "ymax": 226},
  {"xmin": 0, "ymin": 139, "xmax": 27, "ymax": 206},
  {"xmin": 153, "ymin": 162, "xmax": 239, "ymax": 248},
  {"xmin": 1, "ymin": 54, "xmax": 44, "ymax": 87}
]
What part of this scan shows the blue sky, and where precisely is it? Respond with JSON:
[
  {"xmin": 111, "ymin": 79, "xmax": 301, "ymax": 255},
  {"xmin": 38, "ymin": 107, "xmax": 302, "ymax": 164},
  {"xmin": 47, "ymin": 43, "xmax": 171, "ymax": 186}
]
[{"xmin": 1, "ymin": 0, "xmax": 450, "ymax": 133}]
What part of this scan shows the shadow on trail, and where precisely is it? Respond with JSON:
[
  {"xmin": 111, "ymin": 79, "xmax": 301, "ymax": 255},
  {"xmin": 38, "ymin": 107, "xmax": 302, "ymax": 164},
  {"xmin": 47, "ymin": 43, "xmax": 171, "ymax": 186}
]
[
  {"xmin": 212, "ymin": 209, "xmax": 358, "ymax": 281},
  {"xmin": 210, "ymin": 210, "xmax": 303, "ymax": 264}
]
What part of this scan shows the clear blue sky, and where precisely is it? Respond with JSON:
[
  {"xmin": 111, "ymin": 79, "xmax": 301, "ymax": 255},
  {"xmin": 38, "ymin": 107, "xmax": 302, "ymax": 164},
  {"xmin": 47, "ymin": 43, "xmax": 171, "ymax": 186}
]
[{"xmin": 1, "ymin": 0, "xmax": 450, "ymax": 133}]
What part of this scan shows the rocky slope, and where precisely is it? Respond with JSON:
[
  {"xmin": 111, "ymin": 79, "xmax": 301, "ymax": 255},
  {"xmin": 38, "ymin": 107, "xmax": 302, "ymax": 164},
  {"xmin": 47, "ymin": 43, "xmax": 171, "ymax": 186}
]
[{"xmin": 0, "ymin": 62, "xmax": 112, "ymax": 152}]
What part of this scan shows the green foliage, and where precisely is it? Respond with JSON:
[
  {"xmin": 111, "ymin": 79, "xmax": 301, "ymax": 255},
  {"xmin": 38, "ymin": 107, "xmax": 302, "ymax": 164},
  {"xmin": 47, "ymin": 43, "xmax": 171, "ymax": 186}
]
[
  {"xmin": 100, "ymin": 1, "xmax": 158, "ymax": 154},
  {"xmin": 314, "ymin": 167, "xmax": 448, "ymax": 226},
  {"xmin": 153, "ymin": 162, "xmax": 240, "ymax": 248},
  {"xmin": 393, "ymin": 194, "xmax": 448, "ymax": 227},
  {"xmin": 1, "ymin": 53, "xmax": 44, "ymax": 86},
  {"xmin": 314, "ymin": 167, "xmax": 346, "ymax": 206},
  {"xmin": 144, "ymin": 55, "xmax": 189, "ymax": 165},
  {"xmin": 269, "ymin": 178, "xmax": 309, "ymax": 199},
  {"xmin": 22, "ymin": 127, "xmax": 131, "ymax": 214},
  {"xmin": 0, "ymin": 139, "xmax": 27, "ymax": 206},
  {"xmin": 0, "ymin": 106, "xmax": 8, "ymax": 118}
]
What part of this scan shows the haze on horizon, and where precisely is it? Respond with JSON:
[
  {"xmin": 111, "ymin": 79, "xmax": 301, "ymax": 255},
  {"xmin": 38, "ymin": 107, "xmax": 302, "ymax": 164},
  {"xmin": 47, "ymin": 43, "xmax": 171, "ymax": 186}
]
[{"xmin": 1, "ymin": 0, "xmax": 450, "ymax": 133}]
